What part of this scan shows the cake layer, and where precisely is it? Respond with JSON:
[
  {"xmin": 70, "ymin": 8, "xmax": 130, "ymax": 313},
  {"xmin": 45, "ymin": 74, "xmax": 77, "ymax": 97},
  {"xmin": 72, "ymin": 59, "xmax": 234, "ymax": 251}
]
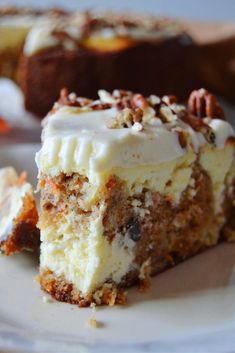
[{"xmin": 37, "ymin": 88, "xmax": 235, "ymax": 305}]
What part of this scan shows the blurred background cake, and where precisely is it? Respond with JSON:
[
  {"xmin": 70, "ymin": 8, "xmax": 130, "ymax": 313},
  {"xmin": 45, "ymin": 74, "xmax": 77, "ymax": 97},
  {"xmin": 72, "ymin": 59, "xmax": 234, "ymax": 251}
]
[{"xmin": 1, "ymin": 2, "xmax": 235, "ymax": 120}]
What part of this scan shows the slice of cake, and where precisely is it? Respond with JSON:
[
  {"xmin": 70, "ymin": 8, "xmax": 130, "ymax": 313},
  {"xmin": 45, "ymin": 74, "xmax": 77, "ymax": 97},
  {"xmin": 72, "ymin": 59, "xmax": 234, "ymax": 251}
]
[
  {"xmin": 0, "ymin": 167, "xmax": 40, "ymax": 255},
  {"xmin": 36, "ymin": 88, "xmax": 235, "ymax": 306}
]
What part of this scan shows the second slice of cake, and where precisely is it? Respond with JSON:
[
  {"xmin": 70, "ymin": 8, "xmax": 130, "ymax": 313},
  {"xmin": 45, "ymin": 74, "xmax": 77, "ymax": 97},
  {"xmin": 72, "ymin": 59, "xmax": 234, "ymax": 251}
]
[{"xmin": 36, "ymin": 88, "xmax": 235, "ymax": 306}]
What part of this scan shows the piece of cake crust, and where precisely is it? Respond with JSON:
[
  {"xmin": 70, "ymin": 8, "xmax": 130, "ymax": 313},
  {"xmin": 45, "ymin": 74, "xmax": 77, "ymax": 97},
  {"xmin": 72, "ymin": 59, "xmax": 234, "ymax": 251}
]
[
  {"xmin": 36, "ymin": 88, "xmax": 235, "ymax": 306},
  {"xmin": 0, "ymin": 167, "xmax": 40, "ymax": 255}
]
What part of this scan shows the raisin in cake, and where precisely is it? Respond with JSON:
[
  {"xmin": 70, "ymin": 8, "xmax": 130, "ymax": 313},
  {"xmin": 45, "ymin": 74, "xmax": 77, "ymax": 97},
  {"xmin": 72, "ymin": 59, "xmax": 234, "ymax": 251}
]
[
  {"xmin": 36, "ymin": 88, "xmax": 235, "ymax": 306},
  {"xmin": 0, "ymin": 167, "xmax": 39, "ymax": 255}
]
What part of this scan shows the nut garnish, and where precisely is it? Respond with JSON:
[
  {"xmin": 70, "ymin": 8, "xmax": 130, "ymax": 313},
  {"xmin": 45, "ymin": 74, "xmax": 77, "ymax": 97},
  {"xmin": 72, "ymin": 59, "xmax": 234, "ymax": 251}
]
[
  {"xmin": 177, "ymin": 130, "xmax": 187, "ymax": 148},
  {"xmin": 98, "ymin": 90, "xmax": 116, "ymax": 104},
  {"xmin": 58, "ymin": 88, "xmax": 92, "ymax": 107},
  {"xmin": 180, "ymin": 110, "xmax": 216, "ymax": 145},
  {"xmin": 162, "ymin": 95, "xmax": 177, "ymax": 105},
  {"xmin": 107, "ymin": 108, "xmax": 144, "ymax": 128},
  {"xmin": 159, "ymin": 106, "xmax": 178, "ymax": 123},
  {"xmin": 54, "ymin": 88, "xmax": 225, "ymax": 144},
  {"xmin": 188, "ymin": 88, "xmax": 225, "ymax": 119}
]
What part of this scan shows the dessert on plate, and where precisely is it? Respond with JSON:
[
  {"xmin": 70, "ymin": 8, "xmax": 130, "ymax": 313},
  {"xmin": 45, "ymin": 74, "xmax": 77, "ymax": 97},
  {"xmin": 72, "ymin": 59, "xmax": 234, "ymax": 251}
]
[
  {"xmin": 36, "ymin": 87, "xmax": 235, "ymax": 306},
  {"xmin": 0, "ymin": 167, "xmax": 40, "ymax": 255}
]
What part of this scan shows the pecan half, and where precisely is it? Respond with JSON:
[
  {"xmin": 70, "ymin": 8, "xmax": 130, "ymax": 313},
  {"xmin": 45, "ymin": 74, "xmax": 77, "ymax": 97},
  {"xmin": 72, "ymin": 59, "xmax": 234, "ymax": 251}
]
[{"xmin": 188, "ymin": 88, "xmax": 225, "ymax": 119}]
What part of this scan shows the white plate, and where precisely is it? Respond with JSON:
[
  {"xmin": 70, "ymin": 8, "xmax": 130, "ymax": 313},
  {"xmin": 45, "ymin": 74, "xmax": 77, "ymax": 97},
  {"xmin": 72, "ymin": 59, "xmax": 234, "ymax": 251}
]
[{"xmin": 0, "ymin": 143, "xmax": 235, "ymax": 353}]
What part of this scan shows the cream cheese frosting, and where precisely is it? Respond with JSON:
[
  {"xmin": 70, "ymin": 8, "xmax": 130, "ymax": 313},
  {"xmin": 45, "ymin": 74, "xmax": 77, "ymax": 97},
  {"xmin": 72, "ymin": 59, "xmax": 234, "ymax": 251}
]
[
  {"xmin": 36, "ymin": 90, "xmax": 234, "ymax": 210},
  {"xmin": 36, "ymin": 104, "xmax": 233, "ymax": 179}
]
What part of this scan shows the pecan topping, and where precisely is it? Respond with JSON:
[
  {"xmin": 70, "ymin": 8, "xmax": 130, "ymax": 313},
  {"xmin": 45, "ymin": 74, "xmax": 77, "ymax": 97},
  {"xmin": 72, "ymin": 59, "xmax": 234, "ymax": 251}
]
[
  {"xmin": 188, "ymin": 89, "xmax": 225, "ymax": 119},
  {"xmin": 162, "ymin": 95, "xmax": 177, "ymax": 105},
  {"xmin": 58, "ymin": 88, "xmax": 79, "ymax": 107},
  {"xmin": 180, "ymin": 111, "xmax": 216, "ymax": 144},
  {"xmin": 132, "ymin": 94, "xmax": 149, "ymax": 109},
  {"xmin": 57, "ymin": 88, "xmax": 92, "ymax": 107},
  {"xmin": 177, "ymin": 130, "xmax": 187, "ymax": 148},
  {"xmin": 107, "ymin": 108, "xmax": 144, "ymax": 129}
]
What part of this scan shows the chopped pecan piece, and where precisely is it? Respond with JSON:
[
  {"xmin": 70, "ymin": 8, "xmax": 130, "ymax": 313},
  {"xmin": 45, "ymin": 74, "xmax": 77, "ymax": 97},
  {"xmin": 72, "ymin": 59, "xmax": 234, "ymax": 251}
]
[
  {"xmin": 58, "ymin": 88, "xmax": 79, "ymax": 107},
  {"xmin": 58, "ymin": 88, "xmax": 92, "ymax": 108},
  {"xmin": 132, "ymin": 94, "xmax": 149, "ymax": 109},
  {"xmin": 107, "ymin": 107, "xmax": 144, "ymax": 129},
  {"xmin": 162, "ymin": 95, "xmax": 177, "ymax": 105},
  {"xmin": 178, "ymin": 130, "xmax": 187, "ymax": 148},
  {"xmin": 188, "ymin": 89, "xmax": 225, "ymax": 119},
  {"xmin": 180, "ymin": 111, "xmax": 216, "ymax": 144}
]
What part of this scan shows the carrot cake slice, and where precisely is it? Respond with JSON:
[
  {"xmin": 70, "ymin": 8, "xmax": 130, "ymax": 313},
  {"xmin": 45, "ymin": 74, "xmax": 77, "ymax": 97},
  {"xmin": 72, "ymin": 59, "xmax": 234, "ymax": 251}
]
[
  {"xmin": 0, "ymin": 167, "xmax": 39, "ymax": 255},
  {"xmin": 36, "ymin": 88, "xmax": 235, "ymax": 306}
]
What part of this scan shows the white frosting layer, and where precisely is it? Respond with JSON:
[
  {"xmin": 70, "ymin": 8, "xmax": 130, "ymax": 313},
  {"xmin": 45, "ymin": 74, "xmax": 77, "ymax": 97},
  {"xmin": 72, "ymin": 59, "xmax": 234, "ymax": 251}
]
[
  {"xmin": 36, "ymin": 107, "xmax": 234, "ymax": 181},
  {"xmin": 24, "ymin": 22, "xmax": 59, "ymax": 54},
  {"xmin": 208, "ymin": 119, "xmax": 234, "ymax": 147}
]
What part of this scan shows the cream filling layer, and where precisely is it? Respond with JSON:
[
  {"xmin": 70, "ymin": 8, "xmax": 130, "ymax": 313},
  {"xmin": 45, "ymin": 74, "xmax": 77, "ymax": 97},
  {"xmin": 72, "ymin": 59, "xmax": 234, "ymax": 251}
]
[
  {"xmin": 199, "ymin": 143, "xmax": 234, "ymax": 213},
  {"xmin": 40, "ymin": 204, "xmax": 135, "ymax": 296}
]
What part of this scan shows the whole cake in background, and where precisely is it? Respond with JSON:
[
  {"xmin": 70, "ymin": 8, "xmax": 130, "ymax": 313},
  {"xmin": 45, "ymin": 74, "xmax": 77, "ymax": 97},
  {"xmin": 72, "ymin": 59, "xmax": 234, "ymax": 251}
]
[
  {"xmin": 17, "ymin": 11, "xmax": 196, "ymax": 117},
  {"xmin": 1, "ymin": 7, "xmax": 235, "ymax": 117},
  {"xmin": 36, "ymin": 87, "xmax": 235, "ymax": 306}
]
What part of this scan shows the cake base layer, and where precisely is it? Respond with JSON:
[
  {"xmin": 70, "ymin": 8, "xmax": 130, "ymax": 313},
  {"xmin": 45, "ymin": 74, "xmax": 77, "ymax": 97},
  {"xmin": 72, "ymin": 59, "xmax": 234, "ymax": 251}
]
[{"xmin": 40, "ymin": 270, "xmax": 127, "ymax": 307}]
